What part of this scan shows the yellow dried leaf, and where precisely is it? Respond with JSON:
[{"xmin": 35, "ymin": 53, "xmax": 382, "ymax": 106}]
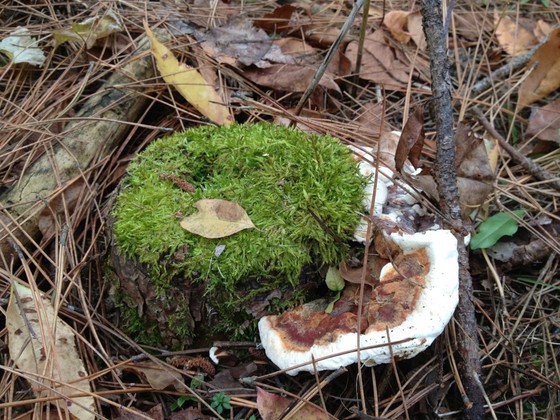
[
  {"xmin": 180, "ymin": 199, "xmax": 255, "ymax": 239},
  {"xmin": 143, "ymin": 22, "xmax": 233, "ymax": 126},
  {"xmin": 7, "ymin": 281, "xmax": 95, "ymax": 419}
]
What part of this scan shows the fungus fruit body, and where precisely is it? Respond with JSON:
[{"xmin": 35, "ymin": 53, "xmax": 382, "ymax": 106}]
[
  {"xmin": 258, "ymin": 146, "xmax": 460, "ymax": 375},
  {"xmin": 258, "ymin": 229, "xmax": 458, "ymax": 375}
]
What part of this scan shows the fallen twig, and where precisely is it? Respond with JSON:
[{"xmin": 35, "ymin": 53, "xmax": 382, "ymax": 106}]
[
  {"xmin": 472, "ymin": 107, "xmax": 560, "ymax": 192},
  {"xmin": 421, "ymin": 1, "xmax": 485, "ymax": 418}
]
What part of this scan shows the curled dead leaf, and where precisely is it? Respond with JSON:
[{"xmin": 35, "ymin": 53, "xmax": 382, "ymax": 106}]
[
  {"xmin": 384, "ymin": 10, "xmax": 412, "ymax": 44},
  {"xmin": 395, "ymin": 106, "xmax": 424, "ymax": 172}
]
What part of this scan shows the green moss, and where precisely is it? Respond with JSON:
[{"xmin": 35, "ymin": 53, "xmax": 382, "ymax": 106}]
[{"xmin": 112, "ymin": 123, "xmax": 366, "ymax": 343}]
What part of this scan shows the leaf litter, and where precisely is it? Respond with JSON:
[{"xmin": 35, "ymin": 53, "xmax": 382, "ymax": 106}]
[{"xmin": 1, "ymin": 1, "xmax": 559, "ymax": 419}]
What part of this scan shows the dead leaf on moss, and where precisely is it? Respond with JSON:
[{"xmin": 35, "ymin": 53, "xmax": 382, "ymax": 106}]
[
  {"xmin": 494, "ymin": 13, "xmax": 552, "ymax": 57},
  {"xmin": 346, "ymin": 30, "xmax": 411, "ymax": 89},
  {"xmin": 526, "ymin": 100, "xmax": 560, "ymax": 143},
  {"xmin": 144, "ymin": 22, "xmax": 233, "ymax": 126},
  {"xmin": 256, "ymin": 387, "xmax": 329, "ymax": 420},
  {"xmin": 7, "ymin": 281, "xmax": 95, "ymax": 419},
  {"xmin": 384, "ymin": 10, "xmax": 411, "ymax": 43},
  {"xmin": 181, "ymin": 199, "xmax": 256, "ymax": 239},
  {"xmin": 518, "ymin": 28, "xmax": 560, "ymax": 108}
]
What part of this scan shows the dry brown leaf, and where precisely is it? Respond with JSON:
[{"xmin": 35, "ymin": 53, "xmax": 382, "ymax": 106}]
[
  {"xmin": 144, "ymin": 22, "xmax": 233, "ymax": 126},
  {"xmin": 244, "ymin": 64, "xmax": 340, "ymax": 92},
  {"xmin": 180, "ymin": 199, "xmax": 256, "ymax": 239},
  {"xmin": 114, "ymin": 404, "xmax": 167, "ymax": 420},
  {"xmin": 346, "ymin": 30, "xmax": 411, "ymax": 89},
  {"xmin": 494, "ymin": 13, "xmax": 552, "ymax": 57},
  {"xmin": 7, "ymin": 282, "xmax": 95, "ymax": 419},
  {"xmin": 256, "ymin": 387, "xmax": 329, "ymax": 420},
  {"xmin": 395, "ymin": 106, "xmax": 424, "ymax": 172},
  {"xmin": 411, "ymin": 123, "xmax": 494, "ymax": 213},
  {"xmin": 202, "ymin": 18, "xmax": 273, "ymax": 66},
  {"xmin": 124, "ymin": 361, "xmax": 187, "ymax": 391},
  {"xmin": 407, "ymin": 11, "xmax": 426, "ymax": 50},
  {"xmin": 518, "ymin": 28, "xmax": 560, "ymax": 108},
  {"xmin": 526, "ymin": 99, "xmax": 560, "ymax": 143},
  {"xmin": 453, "ymin": 10, "xmax": 485, "ymax": 42},
  {"xmin": 494, "ymin": 13, "xmax": 539, "ymax": 56},
  {"xmin": 38, "ymin": 179, "xmax": 85, "ymax": 237},
  {"xmin": 384, "ymin": 11, "xmax": 411, "ymax": 43},
  {"xmin": 255, "ymin": 5, "xmax": 297, "ymax": 34},
  {"xmin": 170, "ymin": 407, "xmax": 213, "ymax": 420},
  {"xmin": 339, "ymin": 261, "xmax": 378, "ymax": 286},
  {"xmin": 355, "ymin": 102, "xmax": 388, "ymax": 134}
]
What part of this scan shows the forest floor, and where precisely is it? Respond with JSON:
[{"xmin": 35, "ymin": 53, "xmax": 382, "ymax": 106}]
[{"xmin": 0, "ymin": 0, "xmax": 559, "ymax": 419}]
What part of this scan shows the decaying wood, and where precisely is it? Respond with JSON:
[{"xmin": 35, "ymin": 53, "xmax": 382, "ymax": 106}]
[
  {"xmin": 420, "ymin": 1, "xmax": 485, "ymax": 418},
  {"xmin": 0, "ymin": 33, "xmax": 162, "ymax": 261}
]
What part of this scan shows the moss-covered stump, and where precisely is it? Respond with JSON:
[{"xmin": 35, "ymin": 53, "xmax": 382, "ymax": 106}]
[{"xmin": 109, "ymin": 123, "xmax": 366, "ymax": 348}]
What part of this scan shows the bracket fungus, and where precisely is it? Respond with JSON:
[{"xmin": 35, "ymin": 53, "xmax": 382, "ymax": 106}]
[{"xmin": 258, "ymin": 146, "xmax": 459, "ymax": 375}]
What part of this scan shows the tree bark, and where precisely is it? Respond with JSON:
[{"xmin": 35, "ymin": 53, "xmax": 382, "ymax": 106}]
[{"xmin": 420, "ymin": 1, "xmax": 485, "ymax": 418}]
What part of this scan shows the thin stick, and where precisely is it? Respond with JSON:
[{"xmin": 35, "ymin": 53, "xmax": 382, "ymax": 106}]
[
  {"xmin": 420, "ymin": 1, "xmax": 485, "ymax": 418},
  {"xmin": 293, "ymin": 0, "xmax": 364, "ymax": 116},
  {"xmin": 472, "ymin": 107, "xmax": 560, "ymax": 192}
]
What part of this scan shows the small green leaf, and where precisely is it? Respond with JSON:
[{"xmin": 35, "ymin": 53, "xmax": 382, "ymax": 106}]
[
  {"xmin": 325, "ymin": 290, "xmax": 341, "ymax": 314},
  {"xmin": 470, "ymin": 210, "xmax": 525, "ymax": 250},
  {"xmin": 325, "ymin": 266, "xmax": 345, "ymax": 292}
]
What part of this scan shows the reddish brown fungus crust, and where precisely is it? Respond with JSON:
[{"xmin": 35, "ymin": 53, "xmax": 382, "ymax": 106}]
[
  {"xmin": 267, "ymin": 247, "xmax": 431, "ymax": 347},
  {"xmin": 367, "ymin": 249, "xmax": 429, "ymax": 330}
]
